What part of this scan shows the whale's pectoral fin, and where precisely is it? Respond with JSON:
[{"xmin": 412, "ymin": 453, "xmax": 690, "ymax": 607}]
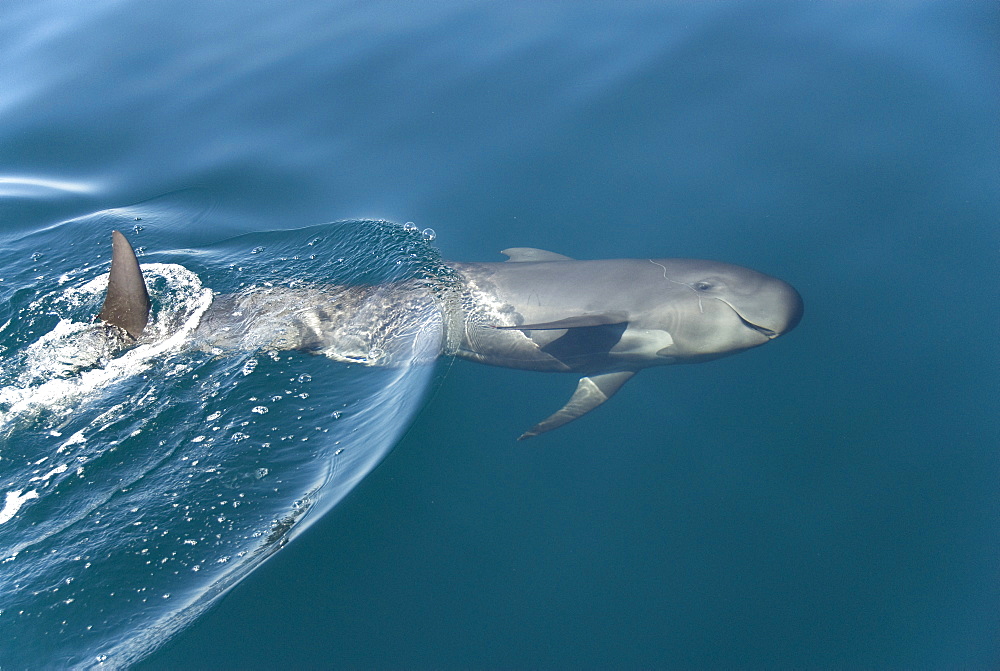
[
  {"xmin": 518, "ymin": 370, "xmax": 635, "ymax": 440},
  {"xmin": 494, "ymin": 313, "xmax": 628, "ymax": 330},
  {"xmin": 97, "ymin": 230, "xmax": 150, "ymax": 340},
  {"xmin": 500, "ymin": 248, "xmax": 575, "ymax": 262},
  {"xmin": 496, "ymin": 316, "xmax": 629, "ymax": 365}
]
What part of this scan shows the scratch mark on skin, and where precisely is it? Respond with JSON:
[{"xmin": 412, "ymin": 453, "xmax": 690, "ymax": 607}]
[{"xmin": 649, "ymin": 259, "xmax": 703, "ymax": 313}]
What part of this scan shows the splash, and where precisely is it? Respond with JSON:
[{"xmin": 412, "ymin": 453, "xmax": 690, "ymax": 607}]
[{"xmin": 0, "ymin": 213, "xmax": 447, "ymax": 668}]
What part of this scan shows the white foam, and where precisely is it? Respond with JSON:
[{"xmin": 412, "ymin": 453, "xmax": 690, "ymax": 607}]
[
  {"xmin": 29, "ymin": 463, "xmax": 68, "ymax": 483},
  {"xmin": 0, "ymin": 264, "xmax": 214, "ymax": 430},
  {"xmin": 0, "ymin": 489, "xmax": 39, "ymax": 525}
]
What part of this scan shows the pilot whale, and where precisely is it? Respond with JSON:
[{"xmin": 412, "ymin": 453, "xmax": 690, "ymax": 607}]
[{"xmin": 97, "ymin": 231, "xmax": 803, "ymax": 439}]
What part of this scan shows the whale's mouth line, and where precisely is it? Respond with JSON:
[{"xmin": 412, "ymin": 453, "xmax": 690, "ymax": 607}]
[
  {"xmin": 738, "ymin": 314, "xmax": 778, "ymax": 339},
  {"xmin": 716, "ymin": 298, "xmax": 779, "ymax": 339}
]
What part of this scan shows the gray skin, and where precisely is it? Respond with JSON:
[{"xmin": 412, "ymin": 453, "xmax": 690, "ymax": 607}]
[
  {"xmin": 449, "ymin": 248, "xmax": 803, "ymax": 437},
  {"xmin": 98, "ymin": 235, "xmax": 803, "ymax": 439}
]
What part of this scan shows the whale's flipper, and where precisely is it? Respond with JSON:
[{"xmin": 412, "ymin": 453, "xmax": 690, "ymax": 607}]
[
  {"xmin": 501, "ymin": 248, "xmax": 574, "ymax": 262},
  {"xmin": 97, "ymin": 230, "xmax": 150, "ymax": 340},
  {"xmin": 495, "ymin": 314, "xmax": 628, "ymax": 330},
  {"xmin": 518, "ymin": 370, "xmax": 635, "ymax": 440}
]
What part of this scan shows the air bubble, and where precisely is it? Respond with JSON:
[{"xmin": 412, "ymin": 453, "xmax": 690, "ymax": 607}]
[
  {"xmin": 421, "ymin": 228, "xmax": 436, "ymax": 241},
  {"xmin": 403, "ymin": 222, "xmax": 418, "ymax": 232}
]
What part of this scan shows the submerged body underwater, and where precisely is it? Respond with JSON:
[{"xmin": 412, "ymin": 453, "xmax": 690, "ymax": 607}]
[
  {"xmin": 1, "ymin": 216, "xmax": 802, "ymax": 667},
  {"xmin": 2, "ymin": 1, "xmax": 996, "ymax": 668}
]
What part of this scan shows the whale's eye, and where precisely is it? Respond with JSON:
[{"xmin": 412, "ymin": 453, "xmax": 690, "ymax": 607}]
[{"xmin": 693, "ymin": 281, "xmax": 714, "ymax": 291}]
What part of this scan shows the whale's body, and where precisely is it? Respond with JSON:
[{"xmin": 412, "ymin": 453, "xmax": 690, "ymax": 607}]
[{"xmin": 99, "ymin": 232, "xmax": 803, "ymax": 439}]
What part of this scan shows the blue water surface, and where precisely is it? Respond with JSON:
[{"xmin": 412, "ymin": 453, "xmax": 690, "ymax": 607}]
[
  {"xmin": 1, "ymin": 1, "xmax": 997, "ymax": 668},
  {"xmin": 0, "ymin": 213, "xmax": 448, "ymax": 668}
]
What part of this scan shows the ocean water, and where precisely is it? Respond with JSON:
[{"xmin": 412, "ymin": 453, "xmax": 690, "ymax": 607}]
[{"xmin": 1, "ymin": 1, "xmax": 997, "ymax": 669}]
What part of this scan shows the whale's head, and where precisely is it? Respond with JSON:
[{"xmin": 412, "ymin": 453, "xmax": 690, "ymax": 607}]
[{"xmin": 644, "ymin": 258, "xmax": 803, "ymax": 362}]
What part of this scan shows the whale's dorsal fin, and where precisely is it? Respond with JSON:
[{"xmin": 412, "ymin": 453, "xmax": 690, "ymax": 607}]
[
  {"xmin": 97, "ymin": 230, "xmax": 150, "ymax": 340},
  {"xmin": 518, "ymin": 370, "xmax": 635, "ymax": 440},
  {"xmin": 501, "ymin": 248, "xmax": 574, "ymax": 262}
]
